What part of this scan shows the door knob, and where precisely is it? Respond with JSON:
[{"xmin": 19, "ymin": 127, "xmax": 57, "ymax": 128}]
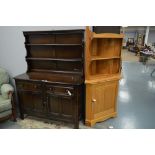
[{"xmin": 92, "ymin": 99, "xmax": 96, "ymax": 102}]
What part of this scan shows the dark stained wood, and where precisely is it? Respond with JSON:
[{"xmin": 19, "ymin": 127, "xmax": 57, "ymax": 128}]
[
  {"xmin": 11, "ymin": 92, "xmax": 17, "ymax": 121},
  {"xmin": 93, "ymin": 26, "xmax": 121, "ymax": 34},
  {"xmin": 15, "ymin": 29, "xmax": 85, "ymax": 128}
]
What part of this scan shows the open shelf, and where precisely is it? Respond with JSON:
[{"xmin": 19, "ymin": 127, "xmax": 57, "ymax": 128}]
[
  {"xmin": 30, "ymin": 69, "xmax": 83, "ymax": 75},
  {"xmin": 26, "ymin": 57, "xmax": 83, "ymax": 62},
  {"xmin": 27, "ymin": 46, "xmax": 83, "ymax": 59},
  {"xmin": 91, "ymin": 56, "xmax": 120, "ymax": 61},
  {"xmin": 26, "ymin": 32, "xmax": 84, "ymax": 45},
  {"xmin": 85, "ymin": 27, "xmax": 123, "ymax": 80},
  {"xmin": 92, "ymin": 33, "xmax": 124, "ymax": 39},
  {"xmin": 90, "ymin": 59, "xmax": 120, "ymax": 76},
  {"xmin": 91, "ymin": 38, "xmax": 122, "ymax": 58},
  {"xmin": 25, "ymin": 43, "xmax": 83, "ymax": 46},
  {"xmin": 28, "ymin": 60, "xmax": 82, "ymax": 73}
]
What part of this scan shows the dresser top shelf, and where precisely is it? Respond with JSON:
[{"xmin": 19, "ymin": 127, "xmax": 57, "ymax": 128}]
[
  {"xmin": 25, "ymin": 43, "xmax": 83, "ymax": 46},
  {"xmin": 23, "ymin": 29, "xmax": 85, "ymax": 35}
]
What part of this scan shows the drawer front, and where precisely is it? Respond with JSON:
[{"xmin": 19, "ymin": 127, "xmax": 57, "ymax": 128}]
[
  {"xmin": 46, "ymin": 85, "xmax": 74, "ymax": 97},
  {"xmin": 16, "ymin": 81, "xmax": 42, "ymax": 91}
]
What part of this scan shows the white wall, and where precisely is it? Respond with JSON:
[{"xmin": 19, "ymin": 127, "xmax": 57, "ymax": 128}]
[{"xmin": 0, "ymin": 26, "xmax": 85, "ymax": 78}]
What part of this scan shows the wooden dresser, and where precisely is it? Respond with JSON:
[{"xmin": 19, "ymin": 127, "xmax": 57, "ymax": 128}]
[
  {"xmin": 85, "ymin": 27, "xmax": 124, "ymax": 127},
  {"xmin": 14, "ymin": 30, "xmax": 85, "ymax": 128}
]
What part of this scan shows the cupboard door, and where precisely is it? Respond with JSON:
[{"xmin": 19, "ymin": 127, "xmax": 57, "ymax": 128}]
[
  {"xmin": 18, "ymin": 90, "xmax": 43, "ymax": 113},
  {"xmin": 46, "ymin": 93, "xmax": 74, "ymax": 121},
  {"xmin": 92, "ymin": 81, "xmax": 118, "ymax": 120},
  {"xmin": 46, "ymin": 95, "xmax": 61, "ymax": 117},
  {"xmin": 61, "ymin": 96, "xmax": 74, "ymax": 119}
]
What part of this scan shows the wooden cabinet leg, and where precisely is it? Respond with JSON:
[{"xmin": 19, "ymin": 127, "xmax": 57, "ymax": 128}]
[
  {"xmin": 74, "ymin": 122, "xmax": 79, "ymax": 129},
  {"xmin": 11, "ymin": 93, "xmax": 17, "ymax": 122},
  {"xmin": 20, "ymin": 112, "xmax": 24, "ymax": 120},
  {"xmin": 12, "ymin": 108, "xmax": 17, "ymax": 122}
]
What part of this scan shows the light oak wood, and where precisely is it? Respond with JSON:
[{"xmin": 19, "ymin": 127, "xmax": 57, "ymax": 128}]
[
  {"xmin": 85, "ymin": 74, "xmax": 121, "ymax": 84},
  {"xmin": 91, "ymin": 56, "xmax": 120, "ymax": 61},
  {"xmin": 85, "ymin": 26, "xmax": 123, "ymax": 127},
  {"xmin": 85, "ymin": 79, "xmax": 119, "ymax": 127},
  {"xmin": 85, "ymin": 27, "xmax": 123, "ymax": 80}
]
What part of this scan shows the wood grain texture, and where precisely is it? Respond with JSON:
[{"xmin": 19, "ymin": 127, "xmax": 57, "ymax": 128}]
[
  {"xmin": 85, "ymin": 27, "xmax": 123, "ymax": 126},
  {"xmin": 15, "ymin": 30, "xmax": 85, "ymax": 128},
  {"xmin": 85, "ymin": 80, "xmax": 119, "ymax": 127},
  {"xmin": 85, "ymin": 27, "xmax": 123, "ymax": 80}
]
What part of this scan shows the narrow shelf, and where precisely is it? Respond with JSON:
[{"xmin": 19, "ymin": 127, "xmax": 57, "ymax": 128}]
[
  {"xmin": 91, "ymin": 56, "xmax": 120, "ymax": 61},
  {"xmin": 30, "ymin": 69, "xmax": 83, "ymax": 75},
  {"xmin": 25, "ymin": 43, "xmax": 83, "ymax": 46},
  {"xmin": 26, "ymin": 57, "xmax": 83, "ymax": 62},
  {"xmin": 92, "ymin": 33, "xmax": 124, "ymax": 39},
  {"xmin": 85, "ymin": 74, "xmax": 122, "ymax": 84}
]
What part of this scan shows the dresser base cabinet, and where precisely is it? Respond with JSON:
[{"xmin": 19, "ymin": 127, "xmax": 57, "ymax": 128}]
[
  {"xmin": 15, "ymin": 79, "xmax": 83, "ymax": 129},
  {"xmin": 85, "ymin": 79, "xmax": 119, "ymax": 127}
]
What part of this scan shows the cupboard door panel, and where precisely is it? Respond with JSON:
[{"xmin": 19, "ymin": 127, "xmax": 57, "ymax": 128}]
[
  {"xmin": 104, "ymin": 82, "xmax": 117, "ymax": 110},
  {"xmin": 47, "ymin": 95, "xmax": 61, "ymax": 116},
  {"xmin": 91, "ymin": 81, "xmax": 118, "ymax": 120},
  {"xmin": 61, "ymin": 97, "xmax": 73, "ymax": 117},
  {"xmin": 92, "ymin": 84, "xmax": 105, "ymax": 119},
  {"xmin": 46, "ymin": 93, "xmax": 74, "ymax": 120},
  {"xmin": 18, "ymin": 91, "xmax": 43, "ymax": 113}
]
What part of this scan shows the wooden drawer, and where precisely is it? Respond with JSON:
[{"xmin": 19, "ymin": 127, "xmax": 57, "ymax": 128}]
[
  {"xmin": 16, "ymin": 81, "xmax": 42, "ymax": 91},
  {"xmin": 46, "ymin": 85, "xmax": 74, "ymax": 97}
]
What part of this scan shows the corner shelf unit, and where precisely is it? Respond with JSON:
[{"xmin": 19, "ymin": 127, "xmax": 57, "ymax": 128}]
[
  {"xmin": 85, "ymin": 26, "xmax": 124, "ymax": 127},
  {"xmin": 85, "ymin": 27, "xmax": 124, "ymax": 80}
]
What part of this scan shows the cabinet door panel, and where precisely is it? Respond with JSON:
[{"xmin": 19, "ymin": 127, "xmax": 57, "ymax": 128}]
[
  {"xmin": 61, "ymin": 97, "xmax": 73, "ymax": 117},
  {"xmin": 32, "ymin": 92, "xmax": 44, "ymax": 113},
  {"xmin": 47, "ymin": 93, "xmax": 74, "ymax": 120},
  {"xmin": 104, "ymin": 82, "xmax": 117, "ymax": 110},
  {"xmin": 92, "ymin": 81, "xmax": 118, "ymax": 119},
  {"xmin": 47, "ymin": 95, "xmax": 61, "ymax": 116},
  {"xmin": 92, "ymin": 84, "xmax": 105, "ymax": 118},
  {"xmin": 18, "ymin": 91, "xmax": 43, "ymax": 113}
]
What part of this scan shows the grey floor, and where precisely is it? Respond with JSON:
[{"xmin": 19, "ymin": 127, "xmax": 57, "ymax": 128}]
[
  {"xmin": 94, "ymin": 61, "xmax": 155, "ymax": 129},
  {"xmin": 1, "ymin": 61, "xmax": 155, "ymax": 129}
]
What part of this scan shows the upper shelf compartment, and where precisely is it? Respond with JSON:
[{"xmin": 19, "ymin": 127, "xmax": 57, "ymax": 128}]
[
  {"xmin": 92, "ymin": 33, "xmax": 124, "ymax": 39},
  {"xmin": 24, "ymin": 31, "xmax": 84, "ymax": 45},
  {"xmin": 91, "ymin": 38, "xmax": 123, "ymax": 57}
]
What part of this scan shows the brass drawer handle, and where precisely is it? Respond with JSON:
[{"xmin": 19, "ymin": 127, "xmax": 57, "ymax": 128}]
[
  {"xmin": 42, "ymin": 80, "xmax": 48, "ymax": 82},
  {"xmin": 66, "ymin": 90, "xmax": 72, "ymax": 96}
]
